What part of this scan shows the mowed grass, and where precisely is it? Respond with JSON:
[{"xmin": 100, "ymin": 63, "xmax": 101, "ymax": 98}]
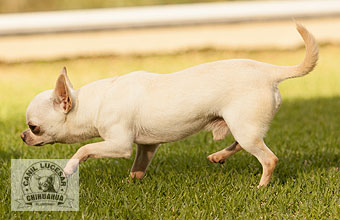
[{"xmin": 1, "ymin": 45, "xmax": 340, "ymax": 219}]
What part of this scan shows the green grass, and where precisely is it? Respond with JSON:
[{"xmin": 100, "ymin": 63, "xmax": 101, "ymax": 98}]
[
  {"xmin": 1, "ymin": 45, "xmax": 340, "ymax": 219},
  {"xmin": 0, "ymin": 0, "xmax": 245, "ymax": 14}
]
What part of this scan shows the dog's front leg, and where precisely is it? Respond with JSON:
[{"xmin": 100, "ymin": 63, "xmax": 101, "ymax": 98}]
[
  {"xmin": 64, "ymin": 140, "xmax": 133, "ymax": 176},
  {"xmin": 130, "ymin": 144, "xmax": 159, "ymax": 179}
]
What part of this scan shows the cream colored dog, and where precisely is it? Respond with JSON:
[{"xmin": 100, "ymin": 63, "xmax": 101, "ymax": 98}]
[{"xmin": 21, "ymin": 24, "xmax": 318, "ymax": 187}]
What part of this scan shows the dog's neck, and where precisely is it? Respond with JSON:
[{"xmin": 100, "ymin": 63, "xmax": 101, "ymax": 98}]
[{"xmin": 62, "ymin": 86, "xmax": 101, "ymax": 143}]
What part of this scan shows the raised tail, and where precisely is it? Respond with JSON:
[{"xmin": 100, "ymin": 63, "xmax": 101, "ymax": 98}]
[{"xmin": 274, "ymin": 23, "xmax": 319, "ymax": 82}]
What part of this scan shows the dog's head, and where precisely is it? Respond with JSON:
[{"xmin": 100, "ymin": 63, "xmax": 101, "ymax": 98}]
[
  {"xmin": 34, "ymin": 174, "xmax": 56, "ymax": 192},
  {"xmin": 21, "ymin": 67, "xmax": 75, "ymax": 146}
]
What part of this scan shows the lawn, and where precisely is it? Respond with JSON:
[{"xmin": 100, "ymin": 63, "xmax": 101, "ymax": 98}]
[{"xmin": 0, "ymin": 45, "xmax": 340, "ymax": 219}]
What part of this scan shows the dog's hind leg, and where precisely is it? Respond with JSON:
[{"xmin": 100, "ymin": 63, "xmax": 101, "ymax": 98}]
[
  {"xmin": 224, "ymin": 121, "xmax": 278, "ymax": 187},
  {"xmin": 206, "ymin": 118, "xmax": 242, "ymax": 163},
  {"xmin": 221, "ymin": 97, "xmax": 278, "ymax": 187},
  {"xmin": 130, "ymin": 144, "xmax": 159, "ymax": 179},
  {"xmin": 241, "ymin": 139, "xmax": 278, "ymax": 187},
  {"xmin": 207, "ymin": 142, "xmax": 243, "ymax": 164}
]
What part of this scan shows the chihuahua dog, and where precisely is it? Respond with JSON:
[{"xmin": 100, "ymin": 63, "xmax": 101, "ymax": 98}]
[
  {"xmin": 21, "ymin": 24, "xmax": 318, "ymax": 187},
  {"xmin": 34, "ymin": 174, "xmax": 57, "ymax": 193}
]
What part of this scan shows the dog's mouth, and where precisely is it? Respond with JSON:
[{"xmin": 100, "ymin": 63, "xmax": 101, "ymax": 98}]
[
  {"xmin": 34, "ymin": 142, "xmax": 44, "ymax": 146},
  {"xmin": 33, "ymin": 141, "xmax": 55, "ymax": 146}
]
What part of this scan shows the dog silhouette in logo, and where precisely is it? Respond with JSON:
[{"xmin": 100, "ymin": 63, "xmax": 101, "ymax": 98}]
[{"xmin": 34, "ymin": 174, "xmax": 57, "ymax": 193}]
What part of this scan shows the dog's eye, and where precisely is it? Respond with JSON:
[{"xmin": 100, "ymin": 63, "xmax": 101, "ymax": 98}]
[{"xmin": 29, "ymin": 124, "xmax": 40, "ymax": 134}]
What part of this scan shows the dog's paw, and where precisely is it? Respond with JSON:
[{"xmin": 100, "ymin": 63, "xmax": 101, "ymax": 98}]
[
  {"xmin": 63, "ymin": 159, "xmax": 79, "ymax": 177},
  {"xmin": 207, "ymin": 154, "xmax": 225, "ymax": 164},
  {"xmin": 130, "ymin": 171, "xmax": 145, "ymax": 180}
]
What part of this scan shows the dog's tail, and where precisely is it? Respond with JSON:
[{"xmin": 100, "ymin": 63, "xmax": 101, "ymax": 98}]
[{"xmin": 274, "ymin": 23, "xmax": 318, "ymax": 82}]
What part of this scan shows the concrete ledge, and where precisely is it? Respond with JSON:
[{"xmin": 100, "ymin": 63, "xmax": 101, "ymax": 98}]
[
  {"xmin": 0, "ymin": 18, "xmax": 339, "ymax": 62},
  {"xmin": 0, "ymin": 0, "xmax": 340, "ymax": 35}
]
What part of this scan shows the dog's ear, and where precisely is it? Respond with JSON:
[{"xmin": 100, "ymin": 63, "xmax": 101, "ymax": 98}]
[
  {"xmin": 53, "ymin": 67, "xmax": 74, "ymax": 114},
  {"xmin": 33, "ymin": 174, "xmax": 41, "ymax": 181},
  {"xmin": 47, "ymin": 174, "xmax": 55, "ymax": 183},
  {"xmin": 61, "ymin": 66, "xmax": 74, "ymax": 89}
]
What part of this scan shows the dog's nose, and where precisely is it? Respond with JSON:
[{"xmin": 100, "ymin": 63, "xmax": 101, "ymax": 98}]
[{"xmin": 20, "ymin": 132, "xmax": 26, "ymax": 142}]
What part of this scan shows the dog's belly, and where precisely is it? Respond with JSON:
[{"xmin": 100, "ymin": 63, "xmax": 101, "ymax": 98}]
[{"xmin": 134, "ymin": 116, "xmax": 212, "ymax": 145}]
